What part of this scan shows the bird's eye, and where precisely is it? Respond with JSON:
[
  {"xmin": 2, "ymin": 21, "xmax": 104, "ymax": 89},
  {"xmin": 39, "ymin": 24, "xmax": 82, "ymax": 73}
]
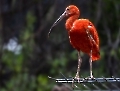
[
  {"xmin": 66, "ymin": 8, "xmax": 70, "ymax": 11},
  {"xmin": 89, "ymin": 22, "xmax": 92, "ymax": 26}
]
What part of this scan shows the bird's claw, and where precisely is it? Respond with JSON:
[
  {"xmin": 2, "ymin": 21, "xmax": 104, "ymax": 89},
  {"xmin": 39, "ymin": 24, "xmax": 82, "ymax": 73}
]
[
  {"xmin": 85, "ymin": 75, "xmax": 95, "ymax": 80},
  {"xmin": 74, "ymin": 75, "xmax": 80, "ymax": 82},
  {"xmin": 72, "ymin": 76, "xmax": 80, "ymax": 89}
]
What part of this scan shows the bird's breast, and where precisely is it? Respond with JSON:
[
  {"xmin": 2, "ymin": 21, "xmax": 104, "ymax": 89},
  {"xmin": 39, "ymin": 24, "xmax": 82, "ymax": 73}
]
[
  {"xmin": 69, "ymin": 26, "xmax": 91, "ymax": 53},
  {"xmin": 68, "ymin": 19, "xmax": 100, "ymax": 61}
]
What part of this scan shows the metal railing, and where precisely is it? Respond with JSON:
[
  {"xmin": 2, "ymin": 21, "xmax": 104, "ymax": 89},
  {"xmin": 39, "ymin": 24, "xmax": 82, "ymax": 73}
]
[{"xmin": 49, "ymin": 74, "xmax": 120, "ymax": 91}]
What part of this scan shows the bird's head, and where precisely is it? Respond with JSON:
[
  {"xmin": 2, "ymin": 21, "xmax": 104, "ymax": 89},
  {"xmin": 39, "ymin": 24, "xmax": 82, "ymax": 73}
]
[
  {"xmin": 65, "ymin": 5, "xmax": 80, "ymax": 17},
  {"xmin": 48, "ymin": 5, "xmax": 80, "ymax": 37}
]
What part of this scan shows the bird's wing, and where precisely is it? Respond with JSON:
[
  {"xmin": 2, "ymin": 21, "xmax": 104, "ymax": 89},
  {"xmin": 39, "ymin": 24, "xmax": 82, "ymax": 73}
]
[
  {"xmin": 85, "ymin": 23, "xmax": 100, "ymax": 60},
  {"xmin": 85, "ymin": 24, "xmax": 99, "ymax": 48}
]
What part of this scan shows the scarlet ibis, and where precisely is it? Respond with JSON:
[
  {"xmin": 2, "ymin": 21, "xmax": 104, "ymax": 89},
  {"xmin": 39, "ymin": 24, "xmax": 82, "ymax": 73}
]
[{"xmin": 48, "ymin": 5, "xmax": 100, "ymax": 79}]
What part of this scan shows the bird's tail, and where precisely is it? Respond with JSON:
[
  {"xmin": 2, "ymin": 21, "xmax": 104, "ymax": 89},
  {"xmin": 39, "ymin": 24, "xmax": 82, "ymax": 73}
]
[{"xmin": 92, "ymin": 52, "xmax": 100, "ymax": 61}]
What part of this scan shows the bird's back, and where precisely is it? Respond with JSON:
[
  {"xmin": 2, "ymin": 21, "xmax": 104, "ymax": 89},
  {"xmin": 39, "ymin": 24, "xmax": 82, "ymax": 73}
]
[{"xmin": 68, "ymin": 19, "xmax": 100, "ymax": 61}]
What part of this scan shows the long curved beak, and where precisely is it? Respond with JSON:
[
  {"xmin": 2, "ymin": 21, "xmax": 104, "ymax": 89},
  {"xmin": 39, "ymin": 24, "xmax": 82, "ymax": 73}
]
[{"xmin": 48, "ymin": 11, "xmax": 66, "ymax": 37}]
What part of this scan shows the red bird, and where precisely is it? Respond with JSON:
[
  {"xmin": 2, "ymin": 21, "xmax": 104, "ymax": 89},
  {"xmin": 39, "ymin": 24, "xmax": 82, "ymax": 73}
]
[{"xmin": 48, "ymin": 5, "xmax": 100, "ymax": 79}]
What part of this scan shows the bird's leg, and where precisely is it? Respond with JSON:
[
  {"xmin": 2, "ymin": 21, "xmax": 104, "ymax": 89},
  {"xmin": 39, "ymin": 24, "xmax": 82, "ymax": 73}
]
[
  {"xmin": 89, "ymin": 50, "xmax": 93, "ymax": 78},
  {"xmin": 75, "ymin": 51, "xmax": 82, "ymax": 79},
  {"xmin": 72, "ymin": 51, "xmax": 82, "ymax": 89}
]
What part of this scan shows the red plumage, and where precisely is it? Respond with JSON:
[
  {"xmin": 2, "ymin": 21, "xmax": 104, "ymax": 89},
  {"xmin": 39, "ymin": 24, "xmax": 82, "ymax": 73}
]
[
  {"xmin": 48, "ymin": 5, "xmax": 100, "ymax": 80},
  {"xmin": 68, "ymin": 19, "xmax": 100, "ymax": 61}
]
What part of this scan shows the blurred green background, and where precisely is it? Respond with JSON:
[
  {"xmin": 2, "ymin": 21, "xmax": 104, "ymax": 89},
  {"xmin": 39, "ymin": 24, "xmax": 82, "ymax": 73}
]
[{"xmin": 0, "ymin": 0, "xmax": 120, "ymax": 91}]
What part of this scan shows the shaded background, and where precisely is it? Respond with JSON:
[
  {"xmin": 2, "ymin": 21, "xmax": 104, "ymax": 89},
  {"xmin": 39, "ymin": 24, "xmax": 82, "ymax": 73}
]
[{"xmin": 0, "ymin": 0, "xmax": 120, "ymax": 91}]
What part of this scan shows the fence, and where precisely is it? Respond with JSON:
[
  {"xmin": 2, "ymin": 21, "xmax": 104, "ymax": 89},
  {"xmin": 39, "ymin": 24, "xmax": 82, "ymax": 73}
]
[{"xmin": 49, "ymin": 74, "xmax": 120, "ymax": 91}]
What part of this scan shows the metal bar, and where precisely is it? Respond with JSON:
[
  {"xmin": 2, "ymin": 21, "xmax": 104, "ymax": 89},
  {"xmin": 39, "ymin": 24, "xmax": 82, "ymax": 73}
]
[
  {"xmin": 110, "ymin": 83, "xmax": 120, "ymax": 90},
  {"xmin": 81, "ymin": 83, "xmax": 91, "ymax": 90},
  {"xmin": 100, "ymin": 83, "xmax": 111, "ymax": 90},
  {"xmin": 48, "ymin": 76, "xmax": 120, "ymax": 83},
  {"xmin": 49, "ymin": 76, "xmax": 120, "ymax": 90},
  {"xmin": 92, "ymin": 83, "xmax": 101, "ymax": 90},
  {"xmin": 54, "ymin": 78, "xmax": 120, "ymax": 83}
]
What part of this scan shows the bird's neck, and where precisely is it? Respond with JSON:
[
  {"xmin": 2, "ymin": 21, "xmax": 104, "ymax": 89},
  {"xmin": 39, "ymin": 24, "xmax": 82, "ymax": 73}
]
[{"xmin": 65, "ymin": 15, "xmax": 79, "ymax": 31}]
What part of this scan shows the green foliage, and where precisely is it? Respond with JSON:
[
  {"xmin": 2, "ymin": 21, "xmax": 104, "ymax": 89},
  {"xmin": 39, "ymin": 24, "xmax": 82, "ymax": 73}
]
[
  {"xmin": 1, "ymin": 73, "xmax": 37, "ymax": 91},
  {"xmin": 1, "ymin": 0, "xmax": 120, "ymax": 91},
  {"xmin": 49, "ymin": 52, "xmax": 68, "ymax": 75},
  {"xmin": 37, "ymin": 75, "xmax": 52, "ymax": 91},
  {"xmin": 1, "ymin": 9, "xmax": 53, "ymax": 91},
  {"xmin": 1, "ymin": 11, "xmax": 36, "ymax": 90}
]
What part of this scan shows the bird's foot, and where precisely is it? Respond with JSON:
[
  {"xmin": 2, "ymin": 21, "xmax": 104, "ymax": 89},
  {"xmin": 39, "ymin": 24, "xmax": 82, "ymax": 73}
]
[
  {"xmin": 85, "ymin": 75, "xmax": 95, "ymax": 80},
  {"xmin": 72, "ymin": 75, "xmax": 80, "ymax": 89},
  {"xmin": 74, "ymin": 74, "xmax": 80, "ymax": 82}
]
